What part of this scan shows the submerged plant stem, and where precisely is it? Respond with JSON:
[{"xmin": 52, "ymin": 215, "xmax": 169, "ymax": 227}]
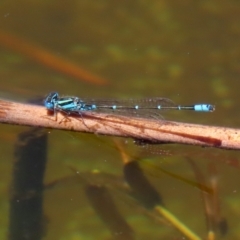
[
  {"xmin": 0, "ymin": 30, "xmax": 107, "ymax": 85},
  {"xmin": 155, "ymin": 206, "xmax": 201, "ymax": 240}
]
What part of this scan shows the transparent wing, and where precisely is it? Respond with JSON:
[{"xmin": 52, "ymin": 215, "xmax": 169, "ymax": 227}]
[{"xmin": 74, "ymin": 97, "xmax": 176, "ymax": 119}]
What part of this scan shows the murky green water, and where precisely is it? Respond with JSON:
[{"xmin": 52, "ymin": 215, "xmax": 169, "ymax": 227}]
[{"xmin": 0, "ymin": 1, "xmax": 240, "ymax": 239}]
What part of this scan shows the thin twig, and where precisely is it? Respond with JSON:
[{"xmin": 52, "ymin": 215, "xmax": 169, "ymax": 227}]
[{"xmin": 0, "ymin": 99, "xmax": 240, "ymax": 150}]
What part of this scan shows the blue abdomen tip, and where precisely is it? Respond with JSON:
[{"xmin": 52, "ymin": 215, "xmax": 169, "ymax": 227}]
[{"xmin": 194, "ymin": 104, "xmax": 215, "ymax": 112}]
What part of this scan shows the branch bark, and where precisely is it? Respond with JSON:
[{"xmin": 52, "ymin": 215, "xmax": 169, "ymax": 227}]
[{"xmin": 0, "ymin": 99, "xmax": 239, "ymax": 150}]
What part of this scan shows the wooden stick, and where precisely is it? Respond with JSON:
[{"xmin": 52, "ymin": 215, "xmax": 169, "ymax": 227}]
[{"xmin": 0, "ymin": 99, "xmax": 239, "ymax": 150}]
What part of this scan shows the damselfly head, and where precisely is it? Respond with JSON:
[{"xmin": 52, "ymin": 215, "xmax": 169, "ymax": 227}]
[{"xmin": 44, "ymin": 92, "xmax": 59, "ymax": 110}]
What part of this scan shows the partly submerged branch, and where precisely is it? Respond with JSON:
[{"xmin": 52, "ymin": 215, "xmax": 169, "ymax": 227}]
[{"xmin": 0, "ymin": 98, "xmax": 240, "ymax": 150}]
